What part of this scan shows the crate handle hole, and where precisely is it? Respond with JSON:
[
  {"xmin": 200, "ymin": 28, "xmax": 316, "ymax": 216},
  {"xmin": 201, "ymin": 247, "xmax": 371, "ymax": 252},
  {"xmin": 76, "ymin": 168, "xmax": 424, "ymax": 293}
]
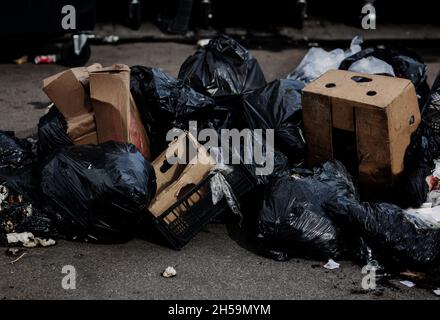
[
  {"xmin": 177, "ymin": 183, "xmax": 197, "ymax": 199},
  {"xmin": 409, "ymin": 115, "xmax": 415, "ymax": 125},
  {"xmin": 160, "ymin": 159, "xmax": 173, "ymax": 173},
  {"xmin": 325, "ymin": 83, "xmax": 336, "ymax": 88},
  {"xmin": 351, "ymin": 76, "xmax": 372, "ymax": 83},
  {"xmin": 366, "ymin": 91, "xmax": 377, "ymax": 96}
]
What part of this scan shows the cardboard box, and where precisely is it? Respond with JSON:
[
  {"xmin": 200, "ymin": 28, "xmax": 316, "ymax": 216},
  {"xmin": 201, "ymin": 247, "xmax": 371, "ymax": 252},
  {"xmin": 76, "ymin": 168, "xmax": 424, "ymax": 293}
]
[
  {"xmin": 148, "ymin": 132, "xmax": 215, "ymax": 218},
  {"xmin": 42, "ymin": 63, "xmax": 102, "ymax": 144},
  {"xmin": 89, "ymin": 64, "xmax": 151, "ymax": 159},
  {"xmin": 302, "ymin": 70, "xmax": 421, "ymax": 199}
]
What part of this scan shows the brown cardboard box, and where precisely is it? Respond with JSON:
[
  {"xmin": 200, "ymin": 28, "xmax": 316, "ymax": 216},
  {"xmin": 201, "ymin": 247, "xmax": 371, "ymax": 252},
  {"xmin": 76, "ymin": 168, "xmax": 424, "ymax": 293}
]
[
  {"xmin": 148, "ymin": 132, "xmax": 215, "ymax": 218},
  {"xmin": 89, "ymin": 64, "xmax": 151, "ymax": 159},
  {"xmin": 42, "ymin": 63, "xmax": 102, "ymax": 144},
  {"xmin": 302, "ymin": 70, "xmax": 421, "ymax": 199}
]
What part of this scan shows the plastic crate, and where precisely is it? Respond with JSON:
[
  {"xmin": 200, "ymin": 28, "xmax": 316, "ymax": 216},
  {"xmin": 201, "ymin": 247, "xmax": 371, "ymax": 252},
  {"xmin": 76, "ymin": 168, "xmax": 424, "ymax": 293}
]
[{"xmin": 151, "ymin": 164, "xmax": 256, "ymax": 249}]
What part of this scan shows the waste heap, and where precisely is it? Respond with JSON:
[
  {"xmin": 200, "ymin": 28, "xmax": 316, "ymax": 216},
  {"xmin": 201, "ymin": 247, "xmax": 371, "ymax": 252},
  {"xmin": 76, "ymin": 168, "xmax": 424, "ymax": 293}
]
[{"xmin": 2, "ymin": 35, "xmax": 440, "ymax": 274}]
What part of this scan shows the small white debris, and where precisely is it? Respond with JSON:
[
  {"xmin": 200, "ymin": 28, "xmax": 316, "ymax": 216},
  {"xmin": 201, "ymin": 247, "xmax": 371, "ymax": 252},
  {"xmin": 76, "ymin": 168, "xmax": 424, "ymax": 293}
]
[
  {"xmin": 433, "ymin": 289, "xmax": 440, "ymax": 296},
  {"xmin": 323, "ymin": 259, "xmax": 340, "ymax": 270},
  {"xmin": 162, "ymin": 266, "xmax": 177, "ymax": 278},
  {"xmin": 7, "ymin": 232, "xmax": 56, "ymax": 248},
  {"xmin": 197, "ymin": 39, "xmax": 211, "ymax": 48},
  {"xmin": 400, "ymin": 280, "xmax": 416, "ymax": 288}
]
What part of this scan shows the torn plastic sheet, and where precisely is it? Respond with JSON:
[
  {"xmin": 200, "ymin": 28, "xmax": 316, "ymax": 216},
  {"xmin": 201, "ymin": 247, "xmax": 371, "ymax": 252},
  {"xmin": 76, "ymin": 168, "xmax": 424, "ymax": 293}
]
[
  {"xmin": 209, "ymin": 147, "xmax": 242, "ymax": 223},
  {"xmin": 287, "ymin": 36, "xmax": 362, "ymax": 84},
  {"xmin": 348, "ymin": 56, "xmax": 395, "ymax": 76}
]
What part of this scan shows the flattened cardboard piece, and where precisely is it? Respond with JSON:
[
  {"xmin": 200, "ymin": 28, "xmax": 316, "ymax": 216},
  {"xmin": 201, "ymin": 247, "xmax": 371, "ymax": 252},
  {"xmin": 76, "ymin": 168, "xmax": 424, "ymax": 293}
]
[
  {"xmin": 42, "ymin": 63, "xmax": 102, "ymax": 144},
  {"xmin": 302, "ymin": 70, "xmax": 421, "ymax": 199},
  {"xmin": 90, "ymin": 64, "xmax": 151, "ymax": 159},
  {"xmin": 148, "ymin": 132, "xmax": 215, "ymax": 217}
]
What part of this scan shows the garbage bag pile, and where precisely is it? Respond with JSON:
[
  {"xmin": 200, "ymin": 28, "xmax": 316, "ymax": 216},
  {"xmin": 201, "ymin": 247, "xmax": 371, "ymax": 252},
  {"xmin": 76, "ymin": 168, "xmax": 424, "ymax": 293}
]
[{"xmin": 2, "ymin": 34, "xmax": 440, "ymax": 273}]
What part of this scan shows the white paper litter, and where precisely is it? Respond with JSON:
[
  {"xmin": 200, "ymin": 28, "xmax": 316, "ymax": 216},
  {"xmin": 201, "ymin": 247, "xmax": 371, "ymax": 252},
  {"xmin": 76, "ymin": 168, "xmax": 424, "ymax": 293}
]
[
  {"xmin": 433, "ymin": 289, "xmax": 440, "ymax": 296},
  {"xmin": 7, "ymin": 232, "xmax": 56, "ymax": 248},
  {"xmin": 162, "ymin": 266, "xmax": 177, "ymax": 278},
  {"xmin": 323, "ymin": 259, "xmax": 340, "ymax": 270},
  {"xmin": 400, "ymin": 280, "xmax": 416, "ymax": 288}
]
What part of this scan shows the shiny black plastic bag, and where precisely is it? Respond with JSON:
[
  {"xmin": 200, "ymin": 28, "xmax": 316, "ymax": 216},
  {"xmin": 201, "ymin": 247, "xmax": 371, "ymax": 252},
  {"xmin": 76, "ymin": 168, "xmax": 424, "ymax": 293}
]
[
  {"xmin": 339, "ymin": 46, "xmax": 430, "ymax": 107},
  {"xmin": 178, "ymin": 35, "xmax": 267, "ymax": 99},
  {"xmin": 40, "ymin": 142, "xmax": 157, "ymax": 243},
  {"xmin": 241, "ymin": 79, "xmax": 305, "ymax": 164},
  {"xmin": 257, "ymin": 160, "xmax": 357, "ymax": 261},
  {"xmin": 396, "ymin": 72, "xmax": 440, "ymax": 208},
  {"xmin": 37, "ymin": 106, "xmax": 73, "ymax": 158},
  {"xmin": 326, "ymin": 197, "xmax": 440, "ymax": 270},
  {"xmin": 130, "ymin": 66, "xmax": 216, "ymax": 157},
  {"xmin": 0, "ymin": 131, "xmax": 56, "ymax": 244}
]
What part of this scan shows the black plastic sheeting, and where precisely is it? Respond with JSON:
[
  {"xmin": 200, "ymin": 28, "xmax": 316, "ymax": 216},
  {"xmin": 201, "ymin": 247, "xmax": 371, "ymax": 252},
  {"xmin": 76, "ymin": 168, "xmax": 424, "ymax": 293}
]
[
  {"xmin": 40, "ymin": 142, "xmax": 157, "ymax": 243},
  {"xmin": 326, "ymin": 197, "xmax": 440, "ymax": 270},
  {"xmin": 178, "ymin": 35, "xmax": 267, "ymax": 99},
  {"xmin": 256, "ymin": 160, "xmax": 358, "ymax": 261},
  {"xmin": 37, "ymin": 106, "xmax": 73, "ymax": 159},
  {"xmin": 0, "ymin": 131, "xmax": 57, "ymax": 244},
  {"xmin": 130, "ymin": 66, "xmax": 216, "ymax": 158},
  {"xmin": 395, "ymin": 71, "xmax": 440, "ymax": 208},
  {"xmin": 339, "ymin": 46, "xmax": 430, "ymax": 107},
  {"xmin": 241, "ymin": 79, "xmax": 305, "ymax": 164}
]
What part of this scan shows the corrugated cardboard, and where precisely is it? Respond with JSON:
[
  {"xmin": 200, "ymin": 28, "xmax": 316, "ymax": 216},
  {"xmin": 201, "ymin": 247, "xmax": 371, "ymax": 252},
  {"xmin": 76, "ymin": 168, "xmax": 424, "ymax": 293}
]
[
  {"xmin": 89, "ymin": 64, "xmax": 151, "ymax": 159},
  {"xmin": 302, "ymin": 70, "xmax": 421, "ymax": 200},
  {"xmin": 148, "ymin": 132, "xmax": 215, "ymax": 218},
  {"xmin": 42, "ymin": 63, "xmax": 102, "ymax": 144}
]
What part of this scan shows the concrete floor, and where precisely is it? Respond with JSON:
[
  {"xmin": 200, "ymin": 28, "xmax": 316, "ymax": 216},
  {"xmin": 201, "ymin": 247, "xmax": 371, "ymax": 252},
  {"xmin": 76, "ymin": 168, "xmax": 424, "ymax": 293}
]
[{"xmin": 0, "ymin": 41, "xmax": 440, "ymax": 300}]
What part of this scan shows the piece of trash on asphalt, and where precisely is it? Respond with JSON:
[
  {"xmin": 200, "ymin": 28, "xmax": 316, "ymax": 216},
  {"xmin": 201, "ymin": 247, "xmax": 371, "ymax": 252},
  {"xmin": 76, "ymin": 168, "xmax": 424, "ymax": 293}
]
[
  {"xmin": 323, "ymin": 259, "xmax": 340, "ymax": 270},
  {"xmin": 434, "ymin": 289, "xmax": 440, "ymax": 296},
  {"xmin": 5, "ymin": 248, "xmax": 26, "ymax": 257},
  {"xmin": 162, "ymin": 266, "xmax": 177, "ymax": 278},
  {"xmin": 197, "ymin": 39, "xmax": 210, "ymax": 48},
  {"xmin": 9, "ymin": 252, "xmax": 27, "ymax": 264},
  {"xmin": 7, "ymin": 232, "xmax": 56, "ymax": 248},
  {"xmin": 400, "ymin": 280, "xmax": 416, "ymax": 288}
]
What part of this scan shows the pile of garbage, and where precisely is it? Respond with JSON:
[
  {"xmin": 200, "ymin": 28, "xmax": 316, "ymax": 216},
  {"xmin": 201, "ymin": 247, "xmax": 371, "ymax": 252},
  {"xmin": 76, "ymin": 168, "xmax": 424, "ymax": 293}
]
[{"xmin": 2, "ymin": 35, "xmax": 440, "ymax": 275}]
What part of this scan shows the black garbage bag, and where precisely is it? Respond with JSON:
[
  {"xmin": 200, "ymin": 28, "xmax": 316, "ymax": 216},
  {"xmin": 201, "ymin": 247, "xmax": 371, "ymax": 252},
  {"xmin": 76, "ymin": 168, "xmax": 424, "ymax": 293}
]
[
  {"xmin": 0, "ymin": 131, "xmax": 57, "ymax": 244},
  {"xmin": 40, "ymin": 142, "xmax": 157, "ymax": 243},
  {"xmin": 241, "ymin": 79, "xmax": 305, "ymax": 164},
  {"xmin": 395, "ymin": 72, "xmax": 440, "ymax": 208},
  {"xmin": 0, "ymin": 130, "xmax": 34, "ymax": 169},
  {"xmin": 0, "ymin": 131, "xmax": 37, "ymax": 200},
  {"xmin": 257, "ymin": 160, "xmax": 357, "ymax": 261},
  {"xmin": 37, "ymin": 106, "xmax": 73, "ymax": 159},
  {"xmin": 0, "ymin": 186, "xmax": 57, "ymax": 246},
  {"xmin": 339, "ymin": 46, "xmax": 430, "ymax": 107},
  {"xmin": 326, "ymin": 197, "xmax": 440, "ymax": 270},
  {"xmin": 178, "ymin": 35, "xmax": 267, "ymax": 99},
  {"xmin": 130, "ymin": 66, "xmax": 216, "ymax": 157}
]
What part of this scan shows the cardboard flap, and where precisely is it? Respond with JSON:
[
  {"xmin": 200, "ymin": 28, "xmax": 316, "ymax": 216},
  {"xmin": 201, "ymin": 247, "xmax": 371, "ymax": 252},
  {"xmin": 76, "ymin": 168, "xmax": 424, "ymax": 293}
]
[
  {"xmin": 90, "ymin": 65, "xmax": 131, "ymax": 143},
  {"xmin": 43, "ymin": 69, "xmax": 92, "ymax": 119},
  {"xmin": 66, "ymin": 112, "xmax": 96, "ymax": 140}
]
